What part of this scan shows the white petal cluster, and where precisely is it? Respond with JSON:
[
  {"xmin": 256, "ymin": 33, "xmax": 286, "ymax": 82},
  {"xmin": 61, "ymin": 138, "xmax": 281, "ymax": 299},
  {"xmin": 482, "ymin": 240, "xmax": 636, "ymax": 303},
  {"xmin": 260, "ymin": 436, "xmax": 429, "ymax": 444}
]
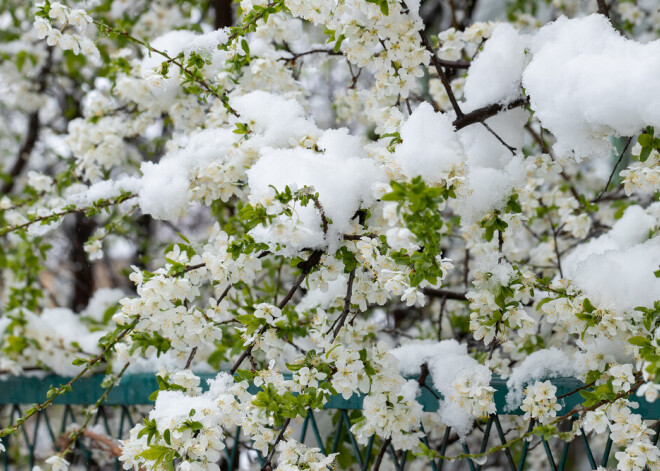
[
  {"xmin": 468, "ymin": 261, "xmax": 535, "ymax": 346},
  {"xmin": 584, "ymin": 400, "xmax": 660, "ymax": 471},
  {"xmin": 34, "ymin": 3, "xmax": 99, "ymax": 61},
  {"xmin": 520, "ymin": 381, "xmax": 561, "ymax": 424},
  {"xmin": 285, "ymin": 0, "xmax": 429, "ymax": 100},
  {"xmin": 119, "ymin": 373, "xmax": 243, "ymax": 471},
  {"xmin": 275, "ymin": 440, "xmax": 337, "ymax": 471}
]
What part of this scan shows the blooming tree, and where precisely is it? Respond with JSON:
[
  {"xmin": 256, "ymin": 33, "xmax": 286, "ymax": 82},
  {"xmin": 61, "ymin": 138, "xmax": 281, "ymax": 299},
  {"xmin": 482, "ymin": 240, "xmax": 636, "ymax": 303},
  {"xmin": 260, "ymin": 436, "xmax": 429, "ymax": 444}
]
[{"xmin": 2, "ymin": 0, "xmax": 660, "ymax": 469}]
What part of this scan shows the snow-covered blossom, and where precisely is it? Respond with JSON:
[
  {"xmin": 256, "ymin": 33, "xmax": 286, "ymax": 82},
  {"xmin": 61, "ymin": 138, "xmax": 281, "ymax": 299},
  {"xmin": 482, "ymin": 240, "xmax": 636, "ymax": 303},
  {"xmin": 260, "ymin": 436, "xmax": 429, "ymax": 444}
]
[{"xmin": 7, "ymin": 1, "xmax": 660, "ymax": 469}]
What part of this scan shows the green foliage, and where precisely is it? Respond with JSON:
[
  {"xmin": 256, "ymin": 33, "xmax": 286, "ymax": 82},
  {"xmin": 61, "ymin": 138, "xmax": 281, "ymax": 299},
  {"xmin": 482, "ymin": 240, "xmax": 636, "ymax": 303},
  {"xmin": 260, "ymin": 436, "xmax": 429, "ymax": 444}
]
[
  {"xmin": 637, "ymin": 126, "xmax": 660, "ymax": 162},
  {"xmin": 481, "ymin": 194, "xmax": 522, "ymax": 242},
  {"xmin": 130, "ymin": 331, "xmax": 172, "ymax": 357},
  {"xmin": 251, "ymin": 383, "xmax": 332, "ymax": 426},
  {"xmin": 382, "ymin": 177, "xmax": 454, "ymax": 286},
  {"xmin": 580, "ymin": 378, "xmax": 617, "ymax": 408}
]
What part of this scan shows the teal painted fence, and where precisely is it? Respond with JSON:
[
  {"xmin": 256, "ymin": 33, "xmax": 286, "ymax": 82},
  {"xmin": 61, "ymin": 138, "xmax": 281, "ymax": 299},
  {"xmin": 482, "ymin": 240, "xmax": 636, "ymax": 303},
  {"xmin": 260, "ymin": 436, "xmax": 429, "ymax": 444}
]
[{"xmin": 0, "ymin": 374, "xmax": 658, "ymax": 470}]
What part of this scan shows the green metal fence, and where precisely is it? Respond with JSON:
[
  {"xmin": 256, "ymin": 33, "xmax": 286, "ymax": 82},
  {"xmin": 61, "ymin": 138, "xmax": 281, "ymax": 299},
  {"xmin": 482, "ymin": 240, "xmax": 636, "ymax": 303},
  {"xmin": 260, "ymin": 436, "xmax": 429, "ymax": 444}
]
[{"xmin": 0, "ymin": 374, "xmax": 658, "ymax": 470}]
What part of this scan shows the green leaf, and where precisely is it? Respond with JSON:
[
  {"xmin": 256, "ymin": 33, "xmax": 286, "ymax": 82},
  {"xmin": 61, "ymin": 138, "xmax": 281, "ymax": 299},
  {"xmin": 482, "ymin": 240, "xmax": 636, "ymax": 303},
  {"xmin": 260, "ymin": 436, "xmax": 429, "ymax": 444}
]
[
  {"xmin": 629, "ymin": 336, "xmax": 651, "ymax": 348},
  {"xmin": 334, "ymin": 34, "xmax": 345, "ymax": 53},
  {"xmin": 638, "ymin": 133, "xmax": 654, "ymax": 148},
  {"xmin": 583, "ymin": 298, "xmax": 596, "ymax": 313},
  {"xmin": 379, "ymin": 1, "xmax": 389, "ymax": 15},
  {"xmin": 640, "ymin": 146, "xmax": 652, "ymax": 162}
]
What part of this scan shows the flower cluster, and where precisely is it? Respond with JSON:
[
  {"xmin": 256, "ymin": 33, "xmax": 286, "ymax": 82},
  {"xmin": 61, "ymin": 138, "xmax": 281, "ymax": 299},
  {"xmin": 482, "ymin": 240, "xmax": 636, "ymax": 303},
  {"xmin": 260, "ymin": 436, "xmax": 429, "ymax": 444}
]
[
  {"xmin": 275, "ymin": 440, "xmax": 337, "ymax": 471},
  {"xmin": 34, "ymin": 3, "xmax": 100, "ymax": 61},
  {"xmin": 520, "ymin": 381, "xmax": 561, "ymax": 424},
  {"xmin": 6, "ymin": 0, "xmax": 660, "ymax": 470},
  {"xmin": 449, "ymin": 373, "xmax": 497, "ymax": 420},
  {"xmin": 584, "ymin": 400, "xmax": 660, "ymax": 471},
  {"xmin": 286, "ymin": 0, "xmax": 430, "ymax": 101},
  {"xmin": 467, "ymin": 261, "xmax": 535, "ymax": 346},
  {"xmin": 119, "ymin": 373, "xmax": 243, "ymax": 471}
]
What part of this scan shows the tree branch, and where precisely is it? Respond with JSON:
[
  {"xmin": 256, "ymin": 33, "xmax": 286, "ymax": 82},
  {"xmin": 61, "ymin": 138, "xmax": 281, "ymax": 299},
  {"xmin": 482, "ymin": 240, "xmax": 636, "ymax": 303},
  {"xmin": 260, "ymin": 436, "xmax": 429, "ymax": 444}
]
[
  {"xmin": 230, "ymin": 250, "xmax": 323, "ymax": 375},
  {"xmin": 597, "ymin": 0, "xmax": 610, "ymax": 18},
  {"xmin": 261, "ymin": 418, "xmax": 291, "ymax": 471},
  {"xmin": 331, "ymin": 267, "xmax": 357, "ymax": 339},
  {"xmin": 452, "ymin": 98, "xmax": 528, "ymax": 130},
  {"xmin": 2, "ymin": 48, "xmax": 53, "ymax": 194},
  {"xmin": 422, "ymin": 288, "xmax": 467, "ymax": 301}
]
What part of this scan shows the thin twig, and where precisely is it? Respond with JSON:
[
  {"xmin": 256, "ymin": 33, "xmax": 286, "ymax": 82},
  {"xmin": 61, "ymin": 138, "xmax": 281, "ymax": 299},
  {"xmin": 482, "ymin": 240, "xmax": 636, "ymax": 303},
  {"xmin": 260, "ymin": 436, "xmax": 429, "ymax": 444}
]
[
  {"xmin": 481, "ymin": 121, "xmax": 517, "ymax": 155},
  {"xmin": 332, "ymin": 268, "xmax": 357, "ymax": 339},
  {"xmin": 185, "ymin": 347, "xmax": 198, "ymax": 369},
  {"xmin": 422, "ymin": 288, "xmax": 467, "ymax": 301},
  {"xmin": 230, "ymin": 251, "xmax": 322, "ymax": 375},
  {"xmin": 261, "ymin": 418, "xmax": 291, "ymax": 471},
  {"xmin": 547, "ymin": 215, "xmax": 564, "ymax": 278},
  {"xmin": 0, "ymin": 325, "xmax": 135, "ymax": 437},
  {"xmin": 593, "ymin": 136, "xmax": 633, "ymax": 203},
  {"xmin": 372, "ymin": 437, "xmax": 392, "ymax": 471},
  {"xmin": 400, "ymin": 0, "xmax": 464, "ymax": 118}
]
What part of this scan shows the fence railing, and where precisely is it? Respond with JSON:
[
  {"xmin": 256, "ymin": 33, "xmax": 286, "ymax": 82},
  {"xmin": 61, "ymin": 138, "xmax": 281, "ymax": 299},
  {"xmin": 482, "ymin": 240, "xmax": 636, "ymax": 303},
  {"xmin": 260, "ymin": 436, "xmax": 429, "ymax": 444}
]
[{"xmin": 0, "ymin": 374, "xmax": 658, "ymax": 471}]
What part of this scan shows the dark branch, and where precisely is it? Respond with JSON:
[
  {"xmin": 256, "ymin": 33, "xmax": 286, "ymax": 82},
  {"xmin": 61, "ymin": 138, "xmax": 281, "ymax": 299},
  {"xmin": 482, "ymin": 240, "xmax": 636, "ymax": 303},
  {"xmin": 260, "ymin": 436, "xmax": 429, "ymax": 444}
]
[
  {"xmin": 2, "ymin": 48, "xmax": 53, "ymax": 194},
  {"xmin": 331, "ymin": 267, "xmax": 357, "ymax": 339},
  {"xmin": 372, "ymin": 437, "xmax": 392, "ymax": 471},
  {"xmin": 230, "ymin": 251, "xmax": 323, "ymax": 375},
  {"xmin": 185, "ymin": 347, "xmax": 198, "ymax": 369},
  {"xmin": 436, "ymin": 58, "xmax": 471, "ymax": 69},
  {"xmin": 453, "ymin": 98, "xmax": 528, "ymax": 130},
  {"xmin": 596, "ymin": 0, "xmax": 610, "ymax": 18},
  {"xmin": 401, "ymin": 0, "xmax": 464, "ymax": 118},
  {"xmin": 261, "ymin": 418, "xmax": 291, "ymax": 471},
  {"xmin": 422, "ymin": 288, "xmax": 467, "ymax": 301}
]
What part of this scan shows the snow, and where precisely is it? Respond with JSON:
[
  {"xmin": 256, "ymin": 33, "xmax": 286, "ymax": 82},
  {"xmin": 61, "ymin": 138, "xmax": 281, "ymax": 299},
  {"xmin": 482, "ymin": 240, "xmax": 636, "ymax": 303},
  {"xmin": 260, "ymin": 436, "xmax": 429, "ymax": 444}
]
[
  {"xmin": 181, "ymin": 29, "xmax": 229, "ymax": 56},
  {"xmin": 296, "ymin": 275, "xmax": 347, "ymax": 312},
  {"xmin": 246, "ymin": 131, "xmax": 386, "ymax": 254},
  {"xmin": 455, "ymin": 154, "xmax": 526, "ymax": 224},
  {"xmin": 460, "ymin": 13, "xmax": 660, "ymax": 162},
  {"xmin": 563, "ymin": 205, "xmax": 655, "ymax": 271},
  {"xmin": 505, "ymin": 347, "xmax": 577, "ymax": 411},
  {"xmin": 139, "ymin": 29, "xmax": 229, "ymax": 103},
  {"xmin": 455, "ymin": 110, "xmax": 528, "ymax": 224},
  {"xmin": 564, "ymin": 205, "xmax": 660, "ymax": 313},
  {"xmin": 390, "ymin": 339, "xmax": 464, "ymax": 376},
  {"xmin": 571, "ymin": 237, "xmax": 660, "ymax": 314},
  {"xmin": 523, "ymin": 14, "xmax": 660, "ymax": 159},
  {"xmin": 66, "ymin": 176, "xmax": 141, "ymax": 207},
  {"xmin": 139, "ymin": 158, "xmax": 191, "ymax": 220},
  {"xmin": 401, "ymin": 379, "xmax": 421, "ymax": 401},
  {"xmin": 394, "ymin": 102, "xmax": 465, "ymax": 183},
  {"xmin": 393, "ymin": 101, "xmax": 528, "ymax": 224},
  {"xmin": 24, "ymin": 308, "xmax": 105, "ymax": 376},
  {"xmin": 231, "ymin": 91, "xmax": 320, "ymax": 148},
  {"xmin": 463, "ymin": 23, "xmax": 528, "ymax": 112},
  {"xmin": 391, "ymin": 340, "xmax": 493, "ymax": 436},
  {"xmin": 150, "ymin": 372, "xmax": 233, "ymax": 429},
  {"xmin": 151, "ymin": 390, "xmax": 216, "ymax": 424},
  {"xmin": 442, "ymin": 21, "xmax": 530, "ymax": 223},
  {"xmin": 138, "ymin": 128, "xmax": 236, "ymax": 219}
]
